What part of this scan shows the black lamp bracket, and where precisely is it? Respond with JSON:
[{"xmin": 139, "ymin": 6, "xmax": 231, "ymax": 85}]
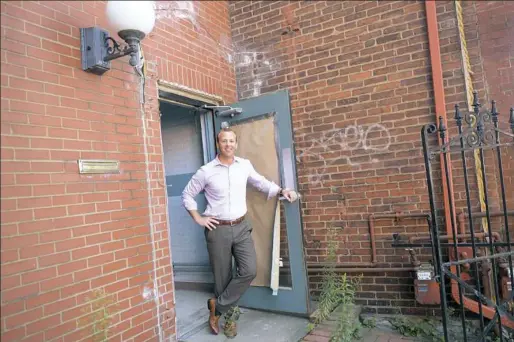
[
  {"xmin": 104, "ymin": 36, "xmax": 135, "ymax": 62},
  {"xmin": 80, "ymin": 27, "xmax": 144, "ymax": 75}
]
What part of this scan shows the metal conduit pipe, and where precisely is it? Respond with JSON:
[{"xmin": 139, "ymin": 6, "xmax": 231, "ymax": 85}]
[
  {"xmin": 307, "ymin": 212, "xmax": 430, "ymax": 269},
  {"xmin": 303, "ymin": 211, "xmax": 514, "ymax": 273},
  {"xmin": 409, "ymin": 232, "xmax": 501, "ymax": 244},
  {"xmin": 462, "ymin": 210, "xmax": 514, "ymax": 219},
  {"xmin": 457, "ymin": 210, "xmax": 514, "ymax": 239},
  {"xmin": 369, "ymin": 212, "xmax": 431, "ymax": 265},
  {"xmin": 313, "ymin": 211, "xmax": 511, "ymax": 270},
  {"xmin": 426, "ymin": 0, "xmax": 514, "ymax": 329},
  {"xmin": 307, "ymin": 267, "xmax": 417, "ymax": 273},
  {"xmin": 392, "ymin": 211, "xmax": 511, "ymax": 269},
  {"xmin": 458, "ymin": 210, "xmax": 514, "ymax": 301},
  {"xmin": 425, "ymin": 0, "xmax": 456, "ymax": 245},
  {"xmin": 406, "ymin": 211, "xmax": 512, "ymax": 245}
]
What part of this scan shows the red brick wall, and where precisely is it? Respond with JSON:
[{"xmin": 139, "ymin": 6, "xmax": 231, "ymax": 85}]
[
  {"xmin": 475, "ymin": 1, "xmax": 514, "ymax": 211},
  {"xmin": 1, "ymin": 1, "xmax": 235, "ymax": 341},
  {"xmin": 228, "ymin": 0, "xmax": 513, "ymax": 315},
  {"xmin": 476, "ymin": 1, "xmax": 514, "ymax": 116}
]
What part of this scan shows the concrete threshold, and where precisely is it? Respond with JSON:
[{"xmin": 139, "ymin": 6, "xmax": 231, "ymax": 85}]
[
  {"xmin": 175, "ymin": 286, "xmax": 309, "ymax": 342},
  {"xmin": 180, "ymin": 307, "xmax": 309, "ymax": 342}
]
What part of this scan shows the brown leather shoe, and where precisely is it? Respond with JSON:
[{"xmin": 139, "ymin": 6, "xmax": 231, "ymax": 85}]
[{"xmin": 207, "ymin": 298, "xmax": 220, "ymax": 335}]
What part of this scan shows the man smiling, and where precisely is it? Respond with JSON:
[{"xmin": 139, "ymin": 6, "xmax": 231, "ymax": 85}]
[{"xmin": 181, "ymin": 127, "xmax": 297, "ymax": 337}]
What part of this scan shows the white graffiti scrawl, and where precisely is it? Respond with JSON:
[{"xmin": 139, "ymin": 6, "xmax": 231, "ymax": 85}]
[{"xmin": 297, "ymin": 123, "xmax": 392, "ymax": 187}]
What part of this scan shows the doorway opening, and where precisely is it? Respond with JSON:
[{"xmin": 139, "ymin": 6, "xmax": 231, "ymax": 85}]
[
  {"xmin": 158, "ymin": 85, "xmax": 312, "ymax": 340},
  {"xmin": 159, "ymin": 89, "xmax": 218, "ymax": 340}
]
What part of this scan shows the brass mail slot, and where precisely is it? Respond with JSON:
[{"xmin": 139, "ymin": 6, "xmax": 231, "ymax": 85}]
[{"xmin": 78, "ymin": 160, "xmax": 119, "ymax": 174}]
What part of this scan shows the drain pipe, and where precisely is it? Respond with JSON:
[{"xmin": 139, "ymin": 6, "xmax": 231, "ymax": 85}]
[
  {"xmin": 425, "ymin": 0, "xmax": 514, "ymax": 329},
  {"xmin": 425, "ymin": 0, "xmax": 456, "ymax": 241},
  {"xmin": 426, "ymin": 0, "xmax": 465, "ymax": 328}
]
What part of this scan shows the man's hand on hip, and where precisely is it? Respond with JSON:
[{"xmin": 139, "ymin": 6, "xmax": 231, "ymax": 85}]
[{"xmin": 196, "ymin": 216, "xmax": 219, "ymax": 230}]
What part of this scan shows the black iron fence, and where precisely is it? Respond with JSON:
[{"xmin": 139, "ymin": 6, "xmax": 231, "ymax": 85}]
[{"xmin": 420, "ymin": 92, "xmax": 514, "ymax": 341}]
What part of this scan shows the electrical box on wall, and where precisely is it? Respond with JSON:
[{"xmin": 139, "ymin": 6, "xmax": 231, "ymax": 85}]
[
  {"xmin": 414, "ymin": 264, "xmax": 440, "ymax": 305},
  {"xmin": 80, "ymin": 27, "xmax": 111, "ymax": 75},
  {"xmin": 414, "ymin": 279, "xmax": 440, "ymax": 305}
]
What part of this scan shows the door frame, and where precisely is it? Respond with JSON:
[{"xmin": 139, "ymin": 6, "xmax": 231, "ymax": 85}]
[
  {"xmin": 158, "ymin": 79, "xmax": 222, "ymax": 172},
  {"xmin": 158, "ymin": 81, "xmax": 220, "ymax": 164},
  {"xmin": 158, "ymin": 80, "xmax": 221, "ymax": 284}
]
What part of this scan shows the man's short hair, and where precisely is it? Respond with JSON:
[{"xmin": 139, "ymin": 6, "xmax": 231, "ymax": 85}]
[{"xmin": 217, "ymin": 128, "xmax": 238, "ymax": 143}]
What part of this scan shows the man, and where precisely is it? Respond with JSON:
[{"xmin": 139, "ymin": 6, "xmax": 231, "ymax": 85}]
[{"xmin": 181, "ymin": 127, "xmax": 297, "ymax": 337}]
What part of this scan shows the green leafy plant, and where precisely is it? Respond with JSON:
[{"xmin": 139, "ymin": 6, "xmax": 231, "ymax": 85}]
[
  {"xmin": 390, "ymin": 305, "xmax": 514, "ymax": 342},
  {"xmin": 487, "ymin": 328, "xmax": 514, "ymax": 342},
  {"xmin": 308, "ymin": 227, "xmax": 363, "ymax": 342},
  {"xmin": 306, "ymin": 322, "xmax": 316, "ymax": 333},
  {"xmin": 361, "ymin": 316, "xmax": 376, "ymax": 329},
  {"xmin": 389, "ymin": 315, "xmax": 443, "ymax": 342},
  {"xmin": 79, "ymin": 288, "xmax": 118, "ymax": 342}
]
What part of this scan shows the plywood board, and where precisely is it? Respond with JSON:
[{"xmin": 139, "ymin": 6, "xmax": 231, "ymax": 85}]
[{"xmin": 230, "ymin": 115, "xmax": 279, "ymax": 287}]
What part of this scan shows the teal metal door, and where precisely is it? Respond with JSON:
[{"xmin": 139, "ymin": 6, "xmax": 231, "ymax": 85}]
[{"xmin": 213, "ymin": 90, "xmax": 310, "ymax": 316}]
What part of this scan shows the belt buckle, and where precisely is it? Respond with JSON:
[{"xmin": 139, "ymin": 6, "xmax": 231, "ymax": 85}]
[{"xmin": 230, "ymin": 219, "xmax": 236, "ymax": 226}]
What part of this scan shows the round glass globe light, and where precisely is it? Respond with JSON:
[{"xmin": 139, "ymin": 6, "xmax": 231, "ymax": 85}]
[{"xmin": 106, "ymin": 1, "xmax": 156, "ymax": 36}]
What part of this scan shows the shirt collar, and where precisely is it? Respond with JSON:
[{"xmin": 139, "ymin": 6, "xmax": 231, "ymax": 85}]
[
  {"xmin": 214, "ymin": 155, "xmax": 242, "ymax": 165},
  {"xmin": 214, "ymin": 155, "xmax": 241, "ymax": 166}
]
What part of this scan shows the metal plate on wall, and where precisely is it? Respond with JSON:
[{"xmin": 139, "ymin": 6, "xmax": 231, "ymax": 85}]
[{"xmin": 78, "ymin": 160, "xmax": 119, "ymax": 174}]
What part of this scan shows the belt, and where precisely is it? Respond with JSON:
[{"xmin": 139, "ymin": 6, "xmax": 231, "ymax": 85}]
[{"xmin": 216, "ymin": 215, "xmax": 245, "ymax": 226}]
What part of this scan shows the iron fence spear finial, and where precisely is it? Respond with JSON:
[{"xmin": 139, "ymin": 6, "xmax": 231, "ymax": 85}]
[
  {"xmin": 491, "ymin": 100, "xmax": 498, "ymax": 123},
  {"xmin": 472, "ymin": 90, "xmax": 480, "ymax": 112},
  {"xmin": 438, "ymin": 116, "xmax": 447, "ymax": 142},
  {"xmin": 455, "ymin": 104, "xmax": 462, "ymax": 128}
]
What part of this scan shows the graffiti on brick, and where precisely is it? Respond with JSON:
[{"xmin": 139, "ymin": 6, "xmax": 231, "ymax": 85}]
[
  {"xmin": 154, "ymin": 1, "xmax": 196, "ymax": 22},
  {"xmin": 297, "ymin": 123, "xmax": 392, "ymax": 187},
  {"xmin": 154, "ymin": 1, "xmax": 268, "ymax": 66},
  {"xmin": 231, "ymin": 50, "xmax": 277, "ymax": 97},
  {"xmin": 154, "ymin": 1, "xmax": 231, "ymax": 61}
]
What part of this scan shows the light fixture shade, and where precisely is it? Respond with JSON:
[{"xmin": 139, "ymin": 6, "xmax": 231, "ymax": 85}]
[{"xmin": 106, "ymin": 1, "xmax": 156, "ymax": 36}]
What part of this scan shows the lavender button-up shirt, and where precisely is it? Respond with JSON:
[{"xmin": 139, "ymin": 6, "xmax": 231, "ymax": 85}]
[{"xmin": 182, "ymin": 156, "xmax": 281, "ymax": 221}]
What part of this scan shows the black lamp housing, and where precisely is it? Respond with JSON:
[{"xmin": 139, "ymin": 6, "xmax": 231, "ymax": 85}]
[{"xmin": 80, "ymin": 27, "xmax": 144, "ymax": 75}]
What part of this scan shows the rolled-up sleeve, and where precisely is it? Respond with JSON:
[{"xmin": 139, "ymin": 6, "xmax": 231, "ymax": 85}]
[
  {"xmin": 182, "ymin": 168, "xmax": 206, "ymax": 211},
  {"xmin": 247, "ymin": 160, "xmax": 281, "ymax": 200}
]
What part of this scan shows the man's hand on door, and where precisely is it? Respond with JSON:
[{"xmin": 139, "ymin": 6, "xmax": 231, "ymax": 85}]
[{"xmin": 281, "ymin": 189, "xmax": 299, "ymax": 202}]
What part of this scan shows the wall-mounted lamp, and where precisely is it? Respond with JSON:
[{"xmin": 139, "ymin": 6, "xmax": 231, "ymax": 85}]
[{"xmin": 80, "ymin": 1, "xmax": 155, "ymax": 75}]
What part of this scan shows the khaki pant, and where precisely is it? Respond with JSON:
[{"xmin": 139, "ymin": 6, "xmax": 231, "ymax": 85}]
[{"xmin": 204, "ymin": 219, "xmax": 257, "ymax": 314}]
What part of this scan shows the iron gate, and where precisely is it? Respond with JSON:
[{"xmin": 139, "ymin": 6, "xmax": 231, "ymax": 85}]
[{"xmin": 422, "ymin": 92, "xmax": 514, "ymax": 341}]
